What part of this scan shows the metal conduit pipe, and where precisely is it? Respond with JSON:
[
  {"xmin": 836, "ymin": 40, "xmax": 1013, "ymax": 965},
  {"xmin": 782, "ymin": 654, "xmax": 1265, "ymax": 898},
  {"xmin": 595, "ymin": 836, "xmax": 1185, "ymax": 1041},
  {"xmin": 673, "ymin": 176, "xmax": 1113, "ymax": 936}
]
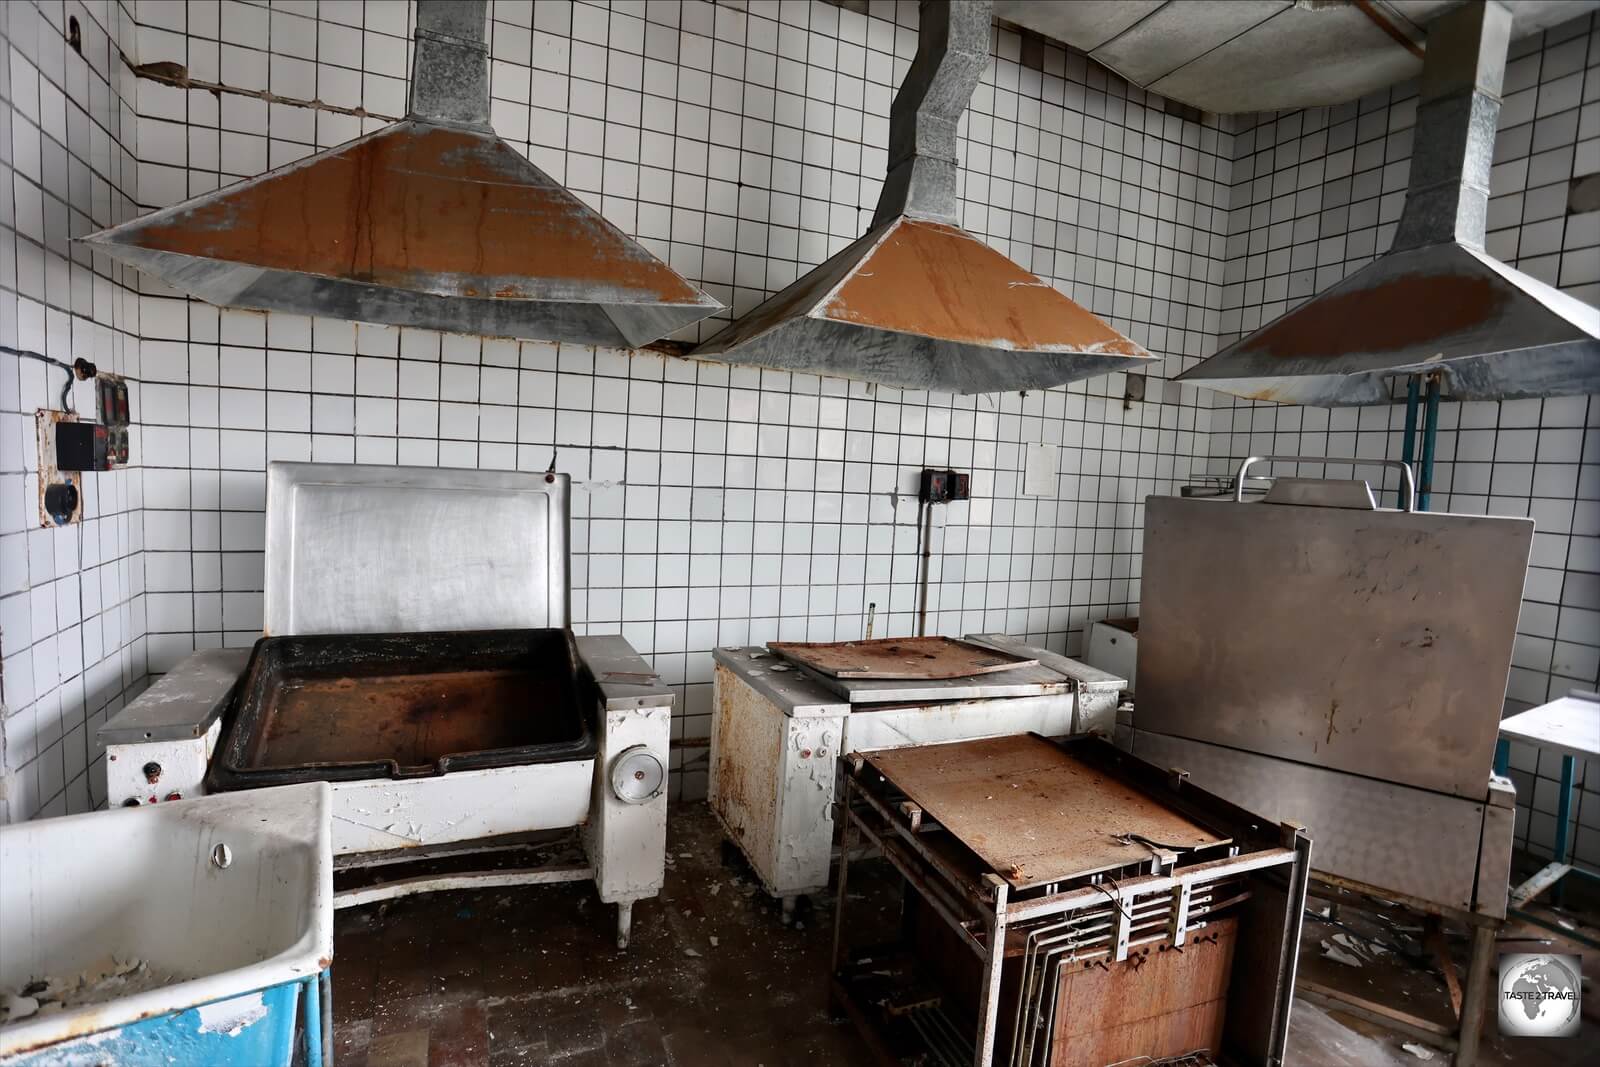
[
  {"xmin": 1419, "ymin": 373, "xmax": 1442, "ymax": 512},
  {"xmin": 1400, "ymin": 375, "xmax": 1421, "ymax": 508}
]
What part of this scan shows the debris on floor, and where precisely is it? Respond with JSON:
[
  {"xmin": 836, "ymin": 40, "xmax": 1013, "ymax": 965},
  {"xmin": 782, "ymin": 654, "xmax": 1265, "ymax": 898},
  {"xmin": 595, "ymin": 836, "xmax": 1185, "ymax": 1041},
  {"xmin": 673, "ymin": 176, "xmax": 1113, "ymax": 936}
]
[
  {"xmin": 1321, "ymin": 940, "xmax": 1365, "ymax": 968},
  {"xmin": 329, "ymin": 807, "xmax": 1598, "ymax": 1067}
]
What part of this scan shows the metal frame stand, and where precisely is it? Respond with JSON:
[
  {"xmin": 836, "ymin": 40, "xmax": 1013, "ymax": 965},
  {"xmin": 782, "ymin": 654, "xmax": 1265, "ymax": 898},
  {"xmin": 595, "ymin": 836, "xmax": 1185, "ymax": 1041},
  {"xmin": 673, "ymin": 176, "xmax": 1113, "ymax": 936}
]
[
  {"xmin": 1493, "ymin": 738, "xmax": 1600, "ymax": 944},
  {"xmin": 830, "ymin": 742, "xmax": 1311, "ymax": 1067},
  {"xmin": 330, "ymin": 835, "xmax": 636, "ymax": 949},
  {"xmin": 1296, "ymin": 874, "xmax": 1499, "ymax": 1066}
]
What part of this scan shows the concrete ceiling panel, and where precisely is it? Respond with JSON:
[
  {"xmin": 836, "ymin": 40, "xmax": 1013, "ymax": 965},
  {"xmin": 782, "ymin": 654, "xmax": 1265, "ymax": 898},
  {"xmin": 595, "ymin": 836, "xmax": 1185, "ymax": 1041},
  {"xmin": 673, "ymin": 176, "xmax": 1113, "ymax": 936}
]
[
  {"xmin": 992, "ymin": 0, "xmax": 1165, "ymax": 52},
  {"xmin": 1093, "ymin": 1, "xmax": 1290, "ymax": 88},
  {"xmin": 994, "ymin": 0, "xmax": 1600, "ymax": 113}
]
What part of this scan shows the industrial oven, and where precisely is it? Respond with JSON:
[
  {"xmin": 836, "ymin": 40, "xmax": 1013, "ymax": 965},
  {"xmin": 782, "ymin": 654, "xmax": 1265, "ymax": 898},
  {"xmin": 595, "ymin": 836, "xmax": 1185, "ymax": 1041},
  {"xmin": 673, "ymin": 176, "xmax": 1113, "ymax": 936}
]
[
  {"xmin": 99, "ymin": 463, "xmax": 671, "ymax": 947},
  {"xmin": 832, "ymin": 732, "xmax": 1311, "ymax": 1067},
  {"xmin": 710, "ymin": 635, "xmax": 1124, "ymax": 918},
  {"xmin": 1125, "ymin": 460, "xmax": 1534, "ymax": 1063}
]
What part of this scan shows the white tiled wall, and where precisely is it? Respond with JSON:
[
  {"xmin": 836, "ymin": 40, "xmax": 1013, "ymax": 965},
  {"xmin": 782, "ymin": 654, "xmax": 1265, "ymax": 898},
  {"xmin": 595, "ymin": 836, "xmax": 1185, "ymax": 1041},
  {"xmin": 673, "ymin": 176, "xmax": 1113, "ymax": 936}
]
[
  {"xmin": 0, "ymin": 0, "xmax": 147, "ymax": 821},
  {"xmin": 2, "ymin": 0, "xmax": 1230, "ymax": 813},
  {"xmin": 1206, "ymin": 12, "xmax": 1600, "ymax": 866},
  {"xmin": 1, "ymin": 0, "xmax": 1595, "ymax": 872}
]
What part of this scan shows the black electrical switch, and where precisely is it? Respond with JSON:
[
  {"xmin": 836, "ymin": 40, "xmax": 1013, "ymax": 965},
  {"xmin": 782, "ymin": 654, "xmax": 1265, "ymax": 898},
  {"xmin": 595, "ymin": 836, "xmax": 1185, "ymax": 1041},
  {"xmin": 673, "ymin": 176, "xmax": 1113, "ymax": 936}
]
[{"xmin": 56, "ymin": 422, "xmax": 108, "ymax": 471}]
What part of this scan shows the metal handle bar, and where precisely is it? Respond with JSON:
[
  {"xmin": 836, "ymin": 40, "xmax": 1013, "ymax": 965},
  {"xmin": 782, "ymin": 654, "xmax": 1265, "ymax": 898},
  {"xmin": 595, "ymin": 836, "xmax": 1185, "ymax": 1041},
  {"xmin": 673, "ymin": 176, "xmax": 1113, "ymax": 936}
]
[{"xmin": 1233, "ymin": 455, "xmax": 1415, "ymax": 512}]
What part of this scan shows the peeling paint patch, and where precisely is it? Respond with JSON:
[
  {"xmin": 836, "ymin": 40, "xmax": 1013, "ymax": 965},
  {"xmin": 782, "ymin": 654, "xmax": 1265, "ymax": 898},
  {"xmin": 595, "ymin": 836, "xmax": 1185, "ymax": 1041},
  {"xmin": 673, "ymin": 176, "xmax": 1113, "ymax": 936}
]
[{"xmin": 195, "ymin": 992, "xmax": 267, "ymax": 1036}]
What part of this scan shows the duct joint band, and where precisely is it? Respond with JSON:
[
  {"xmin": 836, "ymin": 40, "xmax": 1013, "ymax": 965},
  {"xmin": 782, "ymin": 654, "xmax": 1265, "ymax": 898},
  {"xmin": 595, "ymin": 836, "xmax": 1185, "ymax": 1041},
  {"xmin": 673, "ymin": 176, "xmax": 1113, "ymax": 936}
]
[
  {"xmin": 409, "ymin": 0, "xmax": 492, "ymax": 130},
  {"xmin": 873, "ymin": 0, "xmax": 993, "ymax": 226},
  {"xmin": 1390, "ymin": 0, "xmax": 1511, "ymax": 252}
]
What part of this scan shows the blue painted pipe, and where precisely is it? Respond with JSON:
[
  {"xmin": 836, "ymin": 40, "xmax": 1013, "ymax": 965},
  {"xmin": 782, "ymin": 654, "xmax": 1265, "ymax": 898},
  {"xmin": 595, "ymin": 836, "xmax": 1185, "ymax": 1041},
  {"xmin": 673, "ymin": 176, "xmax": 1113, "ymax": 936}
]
[
  {"xmin": 1399, "ymin": 376, "xmax": 1420, "ymax": 508},
  {"xmin": 321, "ymin": 969, "xmax": 334, "ymax": 1067},
  {"xmin": 1418, "ymin": 375, "xmax": 1441, "ymax": 512},
  {"xmin": 303, "ymin": 973, "xmax": 324, "ymax": 1067}
]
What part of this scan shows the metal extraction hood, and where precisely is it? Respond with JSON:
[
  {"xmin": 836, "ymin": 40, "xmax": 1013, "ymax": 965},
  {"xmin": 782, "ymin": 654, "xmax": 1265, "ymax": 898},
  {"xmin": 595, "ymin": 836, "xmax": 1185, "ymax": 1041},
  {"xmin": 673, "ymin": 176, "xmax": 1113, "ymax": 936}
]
[
  {"xmin": 1177, "ymin": 0, "xmax": 1600, "ymax": 406},
  {"xmin": 79, "ymin": 2, "xmax": 721, "ymax": 349},
  {"xmin": 691, "ymin": 0, "xmax": 1156, "ymax": 394}
]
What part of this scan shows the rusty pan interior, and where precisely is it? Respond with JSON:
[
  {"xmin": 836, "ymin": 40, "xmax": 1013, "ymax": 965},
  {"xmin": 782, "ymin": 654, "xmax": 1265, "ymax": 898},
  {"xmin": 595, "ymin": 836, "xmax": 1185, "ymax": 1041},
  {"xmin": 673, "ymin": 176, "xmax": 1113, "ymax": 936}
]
[{"xmin": 208, "ymin": 629, "xmax": 595, "ymax": 789}]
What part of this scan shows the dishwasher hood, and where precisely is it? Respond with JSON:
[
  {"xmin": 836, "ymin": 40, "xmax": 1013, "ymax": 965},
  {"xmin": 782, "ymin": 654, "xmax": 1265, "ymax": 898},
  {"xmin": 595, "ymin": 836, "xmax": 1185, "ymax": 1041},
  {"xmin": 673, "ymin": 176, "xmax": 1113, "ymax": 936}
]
[
  {"xmin": 78, "ymin": 2, "xmax": 721, "ymax": 349},
  {"xmin": 1176, "ymin": 0, "xmax": 1600, "ymax": 406},
  {"xmin": 690, "ymin": 0, "xmax": 1156, "ymax": 394}
]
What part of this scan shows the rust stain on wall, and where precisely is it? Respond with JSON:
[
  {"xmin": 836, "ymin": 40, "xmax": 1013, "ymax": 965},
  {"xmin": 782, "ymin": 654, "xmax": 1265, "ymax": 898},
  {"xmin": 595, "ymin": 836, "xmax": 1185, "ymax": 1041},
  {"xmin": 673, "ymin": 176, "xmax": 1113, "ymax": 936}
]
[
  {"xmin": 121, "ymin": 122, "xmax": 703, "ymax": 304},
  {"xmin": 821, "ymin": 219, "xmax": 1146, "ymax": 355}
]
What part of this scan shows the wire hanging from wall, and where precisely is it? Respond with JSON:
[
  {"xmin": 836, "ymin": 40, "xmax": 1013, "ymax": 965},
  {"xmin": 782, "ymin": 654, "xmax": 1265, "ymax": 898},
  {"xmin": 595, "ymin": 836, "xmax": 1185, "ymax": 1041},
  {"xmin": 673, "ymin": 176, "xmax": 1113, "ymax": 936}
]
[{"xmin": 1, "ymin": 345, "xmax": 94, "ymax": 411}]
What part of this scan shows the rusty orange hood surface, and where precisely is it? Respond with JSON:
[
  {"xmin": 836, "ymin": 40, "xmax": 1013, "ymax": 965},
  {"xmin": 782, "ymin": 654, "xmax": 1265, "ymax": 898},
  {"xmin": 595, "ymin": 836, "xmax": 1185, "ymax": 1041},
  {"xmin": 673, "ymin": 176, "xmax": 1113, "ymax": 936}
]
[
  {"xmin": 691, "ymin": 216, "xmax": 1156, "ymax": 394},
  {"xmin": 1175, "ymin": 242, "xmax": 1600, "ymax": 405},
  {"xmin": 823, "ymin": 219, "xmax": 1145, "ymax": 357},
  {"xmin": 80, "ymin": 121, "xmax": 721, "ymax": 348}
]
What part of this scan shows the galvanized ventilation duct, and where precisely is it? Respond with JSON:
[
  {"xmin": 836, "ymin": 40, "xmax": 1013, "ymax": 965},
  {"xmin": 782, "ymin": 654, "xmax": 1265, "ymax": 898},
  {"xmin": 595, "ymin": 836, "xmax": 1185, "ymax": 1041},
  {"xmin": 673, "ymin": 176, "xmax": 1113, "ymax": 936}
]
[
  {"xmin": 1177, "ymin": 0, "xmax": 1600, "ymax": 405},
  {"xmin": 691, "ymin": 0, "xmax": 1156, "ymax": 394},
  {"xmin": 79, "ymin": 2, "xmax": 721, "ymax": 349}
]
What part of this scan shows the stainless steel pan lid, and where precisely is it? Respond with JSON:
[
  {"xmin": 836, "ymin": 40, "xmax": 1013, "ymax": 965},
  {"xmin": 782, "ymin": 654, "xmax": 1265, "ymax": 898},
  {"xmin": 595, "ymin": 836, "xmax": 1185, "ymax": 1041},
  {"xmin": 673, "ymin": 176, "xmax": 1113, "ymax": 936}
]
[{"xmin": 264, "ymin": 462, "xmax": 570, "ymax": 636}]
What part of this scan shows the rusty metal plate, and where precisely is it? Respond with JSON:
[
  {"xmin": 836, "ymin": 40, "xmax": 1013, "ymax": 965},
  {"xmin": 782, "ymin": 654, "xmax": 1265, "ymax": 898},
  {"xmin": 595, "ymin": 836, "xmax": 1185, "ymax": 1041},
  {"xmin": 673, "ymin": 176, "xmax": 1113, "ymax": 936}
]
[
  {"xmin": 769, "ymin": 636, "xmax": 1037, "ymax": 680},
  {"xmin": 1137, "ymin": 496, "xmax": 1533, "ymax": 799},
  {"xmin": 798, "ymin": 659, "xmax": 1073, "ymax": 704},
  {"xmin": 1050, "ymin": 916, "xmax": 1237, "ymax": 1065},
  {"xmin": 864, "ymin": 734, "xmax": 1228, "ymax": 888}
]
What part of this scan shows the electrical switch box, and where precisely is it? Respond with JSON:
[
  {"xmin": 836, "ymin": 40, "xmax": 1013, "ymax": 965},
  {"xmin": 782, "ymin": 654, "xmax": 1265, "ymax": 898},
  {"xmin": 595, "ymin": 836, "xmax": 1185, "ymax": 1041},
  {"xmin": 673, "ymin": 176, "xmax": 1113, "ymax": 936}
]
[
  {"xmin": 918, "ymin": 468, "xmax": 970, "ymax": 504},
  {"xmin": 46, "ymin": 373, "xmax": 131, "ymax": 473},
  {"xmin": 35, "ymin": 410, "xmax": 83, "ymax": 526}
]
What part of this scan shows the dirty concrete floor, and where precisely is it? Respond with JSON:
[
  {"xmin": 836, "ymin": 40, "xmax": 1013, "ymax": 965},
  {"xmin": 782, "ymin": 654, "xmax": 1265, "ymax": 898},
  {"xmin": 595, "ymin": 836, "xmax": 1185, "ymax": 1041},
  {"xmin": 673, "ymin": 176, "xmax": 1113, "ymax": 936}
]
[{"xmin": 332, "ymin": 805, "xmax": 1596, "ymax": 1066}]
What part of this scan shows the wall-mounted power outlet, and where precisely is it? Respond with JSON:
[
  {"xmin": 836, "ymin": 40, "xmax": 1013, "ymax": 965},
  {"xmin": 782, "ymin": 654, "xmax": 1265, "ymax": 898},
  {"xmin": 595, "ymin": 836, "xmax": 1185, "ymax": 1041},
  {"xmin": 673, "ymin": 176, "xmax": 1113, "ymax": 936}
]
[{"xmin": 35, "ymin": 410, "xmax": 83, "ymax": 526}]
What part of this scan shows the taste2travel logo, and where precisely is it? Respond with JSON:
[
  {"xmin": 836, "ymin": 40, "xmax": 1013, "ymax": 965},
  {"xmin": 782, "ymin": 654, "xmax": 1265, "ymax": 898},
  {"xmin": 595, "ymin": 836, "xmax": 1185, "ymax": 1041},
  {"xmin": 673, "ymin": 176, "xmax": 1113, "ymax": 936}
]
[{"xmin": 1498, "ymin": 953, "xmax": 1581, "ymax": 1038}]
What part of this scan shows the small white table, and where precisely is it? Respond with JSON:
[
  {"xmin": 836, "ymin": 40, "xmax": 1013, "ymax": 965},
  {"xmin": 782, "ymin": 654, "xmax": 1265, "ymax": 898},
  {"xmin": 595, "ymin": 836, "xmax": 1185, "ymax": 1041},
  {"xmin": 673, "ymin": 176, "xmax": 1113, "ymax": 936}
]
[{"xmin": 1495, "ymin": 693, "xmax": 1600, "ymax": 911}]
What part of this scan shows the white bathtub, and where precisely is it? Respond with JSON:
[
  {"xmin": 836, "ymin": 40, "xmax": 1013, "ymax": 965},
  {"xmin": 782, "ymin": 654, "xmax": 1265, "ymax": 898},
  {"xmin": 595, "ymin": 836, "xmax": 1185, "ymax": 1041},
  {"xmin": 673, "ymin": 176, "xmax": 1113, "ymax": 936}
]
[{"xmin": 0, "ymin": 782, "xmax": 332, "ymax": 1062}]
